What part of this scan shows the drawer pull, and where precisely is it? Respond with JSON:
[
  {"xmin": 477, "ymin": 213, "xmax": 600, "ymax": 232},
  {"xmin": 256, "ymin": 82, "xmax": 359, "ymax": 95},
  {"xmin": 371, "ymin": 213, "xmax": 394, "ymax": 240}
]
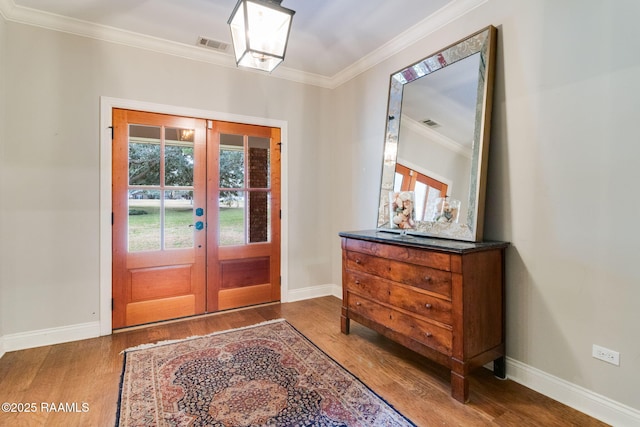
[
  {"xmin": 355, "ymin": 259, "xmax": 362, "ymax": 265},
  {"xmin": 425, "ymin": 303, "xmax": 432, "ymax": 309},
  {"xmin": 424, "ymin": 276, "xmax": 432, "ymax": 282},
  {"xmin": 425, "ymin": 332, "xmax": 433, "ymax": 338},
  {"xmin": 355, "ymin": 280, "xmax": 361, "ymax": 285},
  {"xmin": 355, "ymin": 302, "xmax": 362, "ymax": 306}
]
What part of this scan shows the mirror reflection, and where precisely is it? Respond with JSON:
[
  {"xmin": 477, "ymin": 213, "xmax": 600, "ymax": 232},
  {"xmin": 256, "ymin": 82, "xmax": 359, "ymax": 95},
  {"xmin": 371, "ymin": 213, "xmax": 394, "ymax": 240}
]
[{"xmin": 377, "ymin": 26, "xmax": 496, "ymax": 242}]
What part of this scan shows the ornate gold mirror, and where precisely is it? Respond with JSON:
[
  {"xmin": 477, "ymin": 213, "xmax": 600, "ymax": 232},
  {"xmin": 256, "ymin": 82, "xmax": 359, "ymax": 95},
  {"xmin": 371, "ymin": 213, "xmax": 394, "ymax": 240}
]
[{"xmin": 377, "ymin": 26, "xmax": 497, "ymax": 242}]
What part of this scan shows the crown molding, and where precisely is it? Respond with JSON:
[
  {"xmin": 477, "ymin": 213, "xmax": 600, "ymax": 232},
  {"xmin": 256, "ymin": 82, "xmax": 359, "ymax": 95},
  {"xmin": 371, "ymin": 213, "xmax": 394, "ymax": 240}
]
[
  {"xmin": 0, "ymin": 0, "xmax": 236, "ymax": 70},
  {"xmin": 0, "ymin": 0, "xmax": 486, "ymax": 89},
  {"xmin": 0, "ymin": 0, "xmax": 335, "ymax": 87},
  {"xmin": 329, "ymin": 0, "xmax": 488, "ymax": 88}
]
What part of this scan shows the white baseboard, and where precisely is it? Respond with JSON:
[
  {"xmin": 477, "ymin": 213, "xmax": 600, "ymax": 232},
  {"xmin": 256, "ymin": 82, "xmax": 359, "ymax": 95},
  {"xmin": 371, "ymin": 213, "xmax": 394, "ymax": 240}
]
[
  {"xmin": 506, "ymin": 357, "xmax": 640, "ymax": 427},
  {"xmin": 2, "ymin": 322, "xmax": 101, "ymax": 353},
  {"xmin": 2, "ymin": 284, "xmax": 343, "ymax": 354},
  {"xmin": 285, "ymin": 283, "xmax": 342, "ymax": 302}
]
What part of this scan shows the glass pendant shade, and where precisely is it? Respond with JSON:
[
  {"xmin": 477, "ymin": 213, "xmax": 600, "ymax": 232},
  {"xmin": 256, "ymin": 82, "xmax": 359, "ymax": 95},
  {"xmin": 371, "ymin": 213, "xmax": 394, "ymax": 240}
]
[{"xmin": 228, "ymin": 0, "xmax": 295, "ymax": 72}]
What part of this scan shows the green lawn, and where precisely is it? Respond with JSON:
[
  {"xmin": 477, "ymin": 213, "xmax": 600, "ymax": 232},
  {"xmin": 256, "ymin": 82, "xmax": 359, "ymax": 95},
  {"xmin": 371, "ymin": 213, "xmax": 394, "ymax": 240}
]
[
  {"xmin": 128, "ymin": 200, "xmax": 244, "ymax": 251},
  {"xmin": 218, "ymin": 208, "xmax": 245, "ymax": 246}
]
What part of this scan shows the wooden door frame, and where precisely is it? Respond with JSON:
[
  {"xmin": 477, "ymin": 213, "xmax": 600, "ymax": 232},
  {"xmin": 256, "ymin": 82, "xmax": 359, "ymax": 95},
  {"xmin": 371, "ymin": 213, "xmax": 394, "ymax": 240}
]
[{"xmin": 99, "ymin": 96, "xmax": 289, "ymax": 335}]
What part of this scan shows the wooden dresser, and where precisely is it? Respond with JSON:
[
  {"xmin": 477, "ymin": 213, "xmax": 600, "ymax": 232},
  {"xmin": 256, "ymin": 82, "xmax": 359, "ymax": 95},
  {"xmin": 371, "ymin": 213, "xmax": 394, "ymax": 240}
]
[{"xmin": 339, "ymin": 230, "xmax": 509, "ymax": 403}]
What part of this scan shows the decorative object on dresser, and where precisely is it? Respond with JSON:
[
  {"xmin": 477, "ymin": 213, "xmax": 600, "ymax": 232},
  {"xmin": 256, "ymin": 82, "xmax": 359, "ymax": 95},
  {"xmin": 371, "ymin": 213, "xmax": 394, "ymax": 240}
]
[
  {"xmin": 340, "ymin": 230, "xmax": 509, "ymax": 403},
  {"xmin": 389, "ymin": 191, "xmax": 416, "ymax": 230}
]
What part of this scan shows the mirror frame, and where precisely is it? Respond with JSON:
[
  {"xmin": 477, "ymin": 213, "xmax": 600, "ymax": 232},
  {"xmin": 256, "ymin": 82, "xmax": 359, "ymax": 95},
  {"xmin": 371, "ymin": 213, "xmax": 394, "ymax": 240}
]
[{"xmin": 377, "ymin": 25, "xmax": 497, "ymax": 242}]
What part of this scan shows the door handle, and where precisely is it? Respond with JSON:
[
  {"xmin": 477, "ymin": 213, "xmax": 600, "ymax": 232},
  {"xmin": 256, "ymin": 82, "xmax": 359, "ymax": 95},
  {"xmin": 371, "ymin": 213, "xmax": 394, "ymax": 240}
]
[{"xmin": 189, "ymin": 221, "xmax": 204, "ymax": 230}]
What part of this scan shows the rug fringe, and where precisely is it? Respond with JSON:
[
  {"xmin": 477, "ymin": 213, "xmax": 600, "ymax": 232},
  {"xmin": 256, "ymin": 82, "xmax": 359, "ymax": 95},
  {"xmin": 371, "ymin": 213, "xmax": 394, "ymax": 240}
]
[{"xmin": 120, "ymin": 318, "xmax": 287, "ymax": 354}]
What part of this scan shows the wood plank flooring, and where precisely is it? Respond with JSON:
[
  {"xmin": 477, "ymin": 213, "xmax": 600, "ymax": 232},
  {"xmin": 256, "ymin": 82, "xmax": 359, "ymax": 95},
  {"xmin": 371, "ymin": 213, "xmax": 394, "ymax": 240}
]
[{"xmin": 0, "ymin": 296, "xmax": 608, "ymax": 426}]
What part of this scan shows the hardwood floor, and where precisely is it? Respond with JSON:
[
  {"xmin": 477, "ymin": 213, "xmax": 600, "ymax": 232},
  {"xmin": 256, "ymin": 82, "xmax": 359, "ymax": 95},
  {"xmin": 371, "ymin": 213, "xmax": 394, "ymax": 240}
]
[{"xmin": 0, "ymin": 296, "xmax": 607, "ymax": 426}]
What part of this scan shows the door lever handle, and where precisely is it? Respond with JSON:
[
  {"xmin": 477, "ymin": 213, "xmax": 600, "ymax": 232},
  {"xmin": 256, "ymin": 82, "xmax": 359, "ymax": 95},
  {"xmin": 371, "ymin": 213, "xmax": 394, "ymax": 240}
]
[{"xmin": 189, "ymin": 221, "xmax": 204, "ymax": 230}]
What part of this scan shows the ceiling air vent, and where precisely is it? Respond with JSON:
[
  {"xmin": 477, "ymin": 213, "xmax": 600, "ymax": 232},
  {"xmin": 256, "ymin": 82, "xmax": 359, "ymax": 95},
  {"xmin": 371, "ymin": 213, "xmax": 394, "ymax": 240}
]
[
  {"xmin": 197, "ymin": 37, "xmax": 230, "ymax": 52},
  {"xmin": 421, "ymin": 118, "xmax": 440, "ymax": 128}
]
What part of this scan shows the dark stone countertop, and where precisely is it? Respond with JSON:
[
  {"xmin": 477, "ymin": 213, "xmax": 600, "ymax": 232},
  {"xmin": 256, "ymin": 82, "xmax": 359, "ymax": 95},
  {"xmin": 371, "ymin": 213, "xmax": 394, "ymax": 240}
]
[{"xmin": 339, "ymin": 229, "xmax": 509, "ymax": 254}]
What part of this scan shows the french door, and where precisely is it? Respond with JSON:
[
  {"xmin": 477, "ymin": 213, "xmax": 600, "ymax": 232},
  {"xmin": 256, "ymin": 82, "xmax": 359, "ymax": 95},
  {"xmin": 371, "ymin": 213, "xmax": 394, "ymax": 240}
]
[
  {"xmin": 207, "ymin": 121, "xmax": 281, "ymax": 311},
  {"xmin": 112, "ymin": 109, "xmax": 281, "ymax": 329}
]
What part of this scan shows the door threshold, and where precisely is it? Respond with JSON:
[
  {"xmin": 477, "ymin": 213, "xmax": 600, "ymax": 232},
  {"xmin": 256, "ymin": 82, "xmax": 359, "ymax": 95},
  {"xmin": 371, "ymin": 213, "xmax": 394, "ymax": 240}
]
[{"xmin": 112, "ymin": 301, "xmax": 281, "ymax": 334}]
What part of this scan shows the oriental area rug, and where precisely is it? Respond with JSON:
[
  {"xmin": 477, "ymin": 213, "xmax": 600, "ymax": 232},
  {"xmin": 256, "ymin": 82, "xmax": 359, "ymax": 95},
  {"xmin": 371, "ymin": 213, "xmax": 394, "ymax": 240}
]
[{"xmin": 116, "ymin": 319, "xmax": 415, "ymax": 427}]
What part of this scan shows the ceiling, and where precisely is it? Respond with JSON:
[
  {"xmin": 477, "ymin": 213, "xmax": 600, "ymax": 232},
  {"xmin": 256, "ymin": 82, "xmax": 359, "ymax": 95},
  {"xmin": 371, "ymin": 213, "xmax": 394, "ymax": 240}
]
[{"xmin": 1, "ymin": 0, "xmax": 485, "ymax": 87}]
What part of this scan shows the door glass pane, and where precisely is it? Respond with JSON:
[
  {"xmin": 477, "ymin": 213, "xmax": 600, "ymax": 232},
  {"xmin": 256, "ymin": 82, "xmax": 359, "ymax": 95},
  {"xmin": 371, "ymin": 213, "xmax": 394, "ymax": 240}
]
[
  {"xmin": 393, "ymin": 172, "xmax": 403, "ymax": 192},
  {"xmin": 248, "ymin": 136, "xmax": 270, "ymax": 189},
  {"xmin": 220, "ymin": 134, "xmax": 245, "ymax": 189},
  {"xmin": 425, "ymin": 186, "xmax": 442, "ymax": 221},
  {"xmin": 248, "ymin": 191, "xmax": 270, "ymax": 243},
  {"xmin": 415, "ymin": 181, "xmax": 427, "ymax": 221},
  {"xmin": 129, "ymin": 125, "xmax": 161, "ymax": 186},
  {"xmin": 165, "ymin": 127, "xmax": 194, "ymax": 187},
  {"xmin": 219, "ymin": 191, "xmax": 245, "ymax": 246},
  {"xmin": 165, "ymin": 190, "xmax": 194, "ymax": 249},
  {"xmin": 128, "ymin": 190, "xmax": 161, "ymax": 252}
]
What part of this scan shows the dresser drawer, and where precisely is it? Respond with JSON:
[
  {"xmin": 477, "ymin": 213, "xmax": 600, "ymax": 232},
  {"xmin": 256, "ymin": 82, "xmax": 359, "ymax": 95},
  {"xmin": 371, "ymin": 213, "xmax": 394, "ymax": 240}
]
[
  {"xmin": 345, "ymin": 251, "xmax": 452, "ymax": 298},
  {"xmin": 346, "ymin": 292, "xmax": 452, "ymax": 355},
  {"xmin": 344, "ymin": 237, "xmax": 451, "ymax": 271},
  {"xmin": 345, "ymin": 251, "xmax": 390, "ymax": 277},
  {"xmin": 346, "ymin": 292, "xmax": 391, "ymax": 325},
  {"xmin": 387, "ymin": 259, "xmax": 452, "ymax": 298},
  {"xmin": 388, "ymin": 310, "xmax": 452, "ymax": 355},
  {"xmin": 389, "ymin": 285, "xmax": 452, "ymax": 325},
  {"xmin": 346, "ymin": 270, "xmax": 452, "ymax": 325},
  {"xmin": 344, "ymin": 271, "xmax": 391, "ymax": 304}
]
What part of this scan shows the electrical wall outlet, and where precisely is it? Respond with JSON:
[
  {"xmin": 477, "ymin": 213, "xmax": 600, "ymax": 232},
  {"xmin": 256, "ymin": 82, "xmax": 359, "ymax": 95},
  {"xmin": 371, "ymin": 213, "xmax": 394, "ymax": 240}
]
[{"xmin": 592, "ymin": 344, "xmax": 620, "ymax": 366}]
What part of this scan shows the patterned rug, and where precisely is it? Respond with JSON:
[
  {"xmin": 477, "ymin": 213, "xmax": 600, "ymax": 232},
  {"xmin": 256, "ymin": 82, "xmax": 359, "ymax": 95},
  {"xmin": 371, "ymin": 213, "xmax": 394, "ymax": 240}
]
[{"xmin": 116, "ymin": 319, "xmax": 414, "ymax": 426}]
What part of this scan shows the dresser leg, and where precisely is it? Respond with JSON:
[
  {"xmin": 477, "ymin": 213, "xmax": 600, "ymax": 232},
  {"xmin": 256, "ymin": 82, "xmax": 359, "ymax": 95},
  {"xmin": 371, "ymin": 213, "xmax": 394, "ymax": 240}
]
[
  {"xmin": 451, "ymin": 371, "xmax": 469, "ymax": 403},
  {"xmin": 341, "ymin": 314, "xmax": 350, "ymax": 334},
  {"xmin": 493, "ymin": 356, "xmax": 506, "ymax": 379}
]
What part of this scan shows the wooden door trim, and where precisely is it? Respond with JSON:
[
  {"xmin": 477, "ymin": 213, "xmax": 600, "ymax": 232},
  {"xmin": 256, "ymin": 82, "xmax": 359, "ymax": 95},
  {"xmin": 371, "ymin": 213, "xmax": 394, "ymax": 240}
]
[
  {"xmin": 218, "ymin": 244, "xmax": 273, "ymax": 260},
  {"xmin": 205, "ymin": 122, "xmax": 221, "ymax": 311}
]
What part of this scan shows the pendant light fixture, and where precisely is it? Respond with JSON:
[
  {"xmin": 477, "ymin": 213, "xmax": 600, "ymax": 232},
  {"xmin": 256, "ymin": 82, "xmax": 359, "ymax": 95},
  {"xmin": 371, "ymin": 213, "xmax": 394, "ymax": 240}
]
[{"xmin": 228, "ymin": 0, "xmax": 295, "ymax": 72}]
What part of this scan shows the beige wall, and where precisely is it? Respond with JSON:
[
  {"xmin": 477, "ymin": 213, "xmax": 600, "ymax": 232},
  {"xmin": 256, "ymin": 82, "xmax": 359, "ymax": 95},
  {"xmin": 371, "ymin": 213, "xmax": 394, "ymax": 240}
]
[
  {"xmin": 329, "ymin": 0, "xmax": 640, "ymax": 412},
  {"xmin": 0, "ymin": 22, "xmax": 333, "ymax": 334}
]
